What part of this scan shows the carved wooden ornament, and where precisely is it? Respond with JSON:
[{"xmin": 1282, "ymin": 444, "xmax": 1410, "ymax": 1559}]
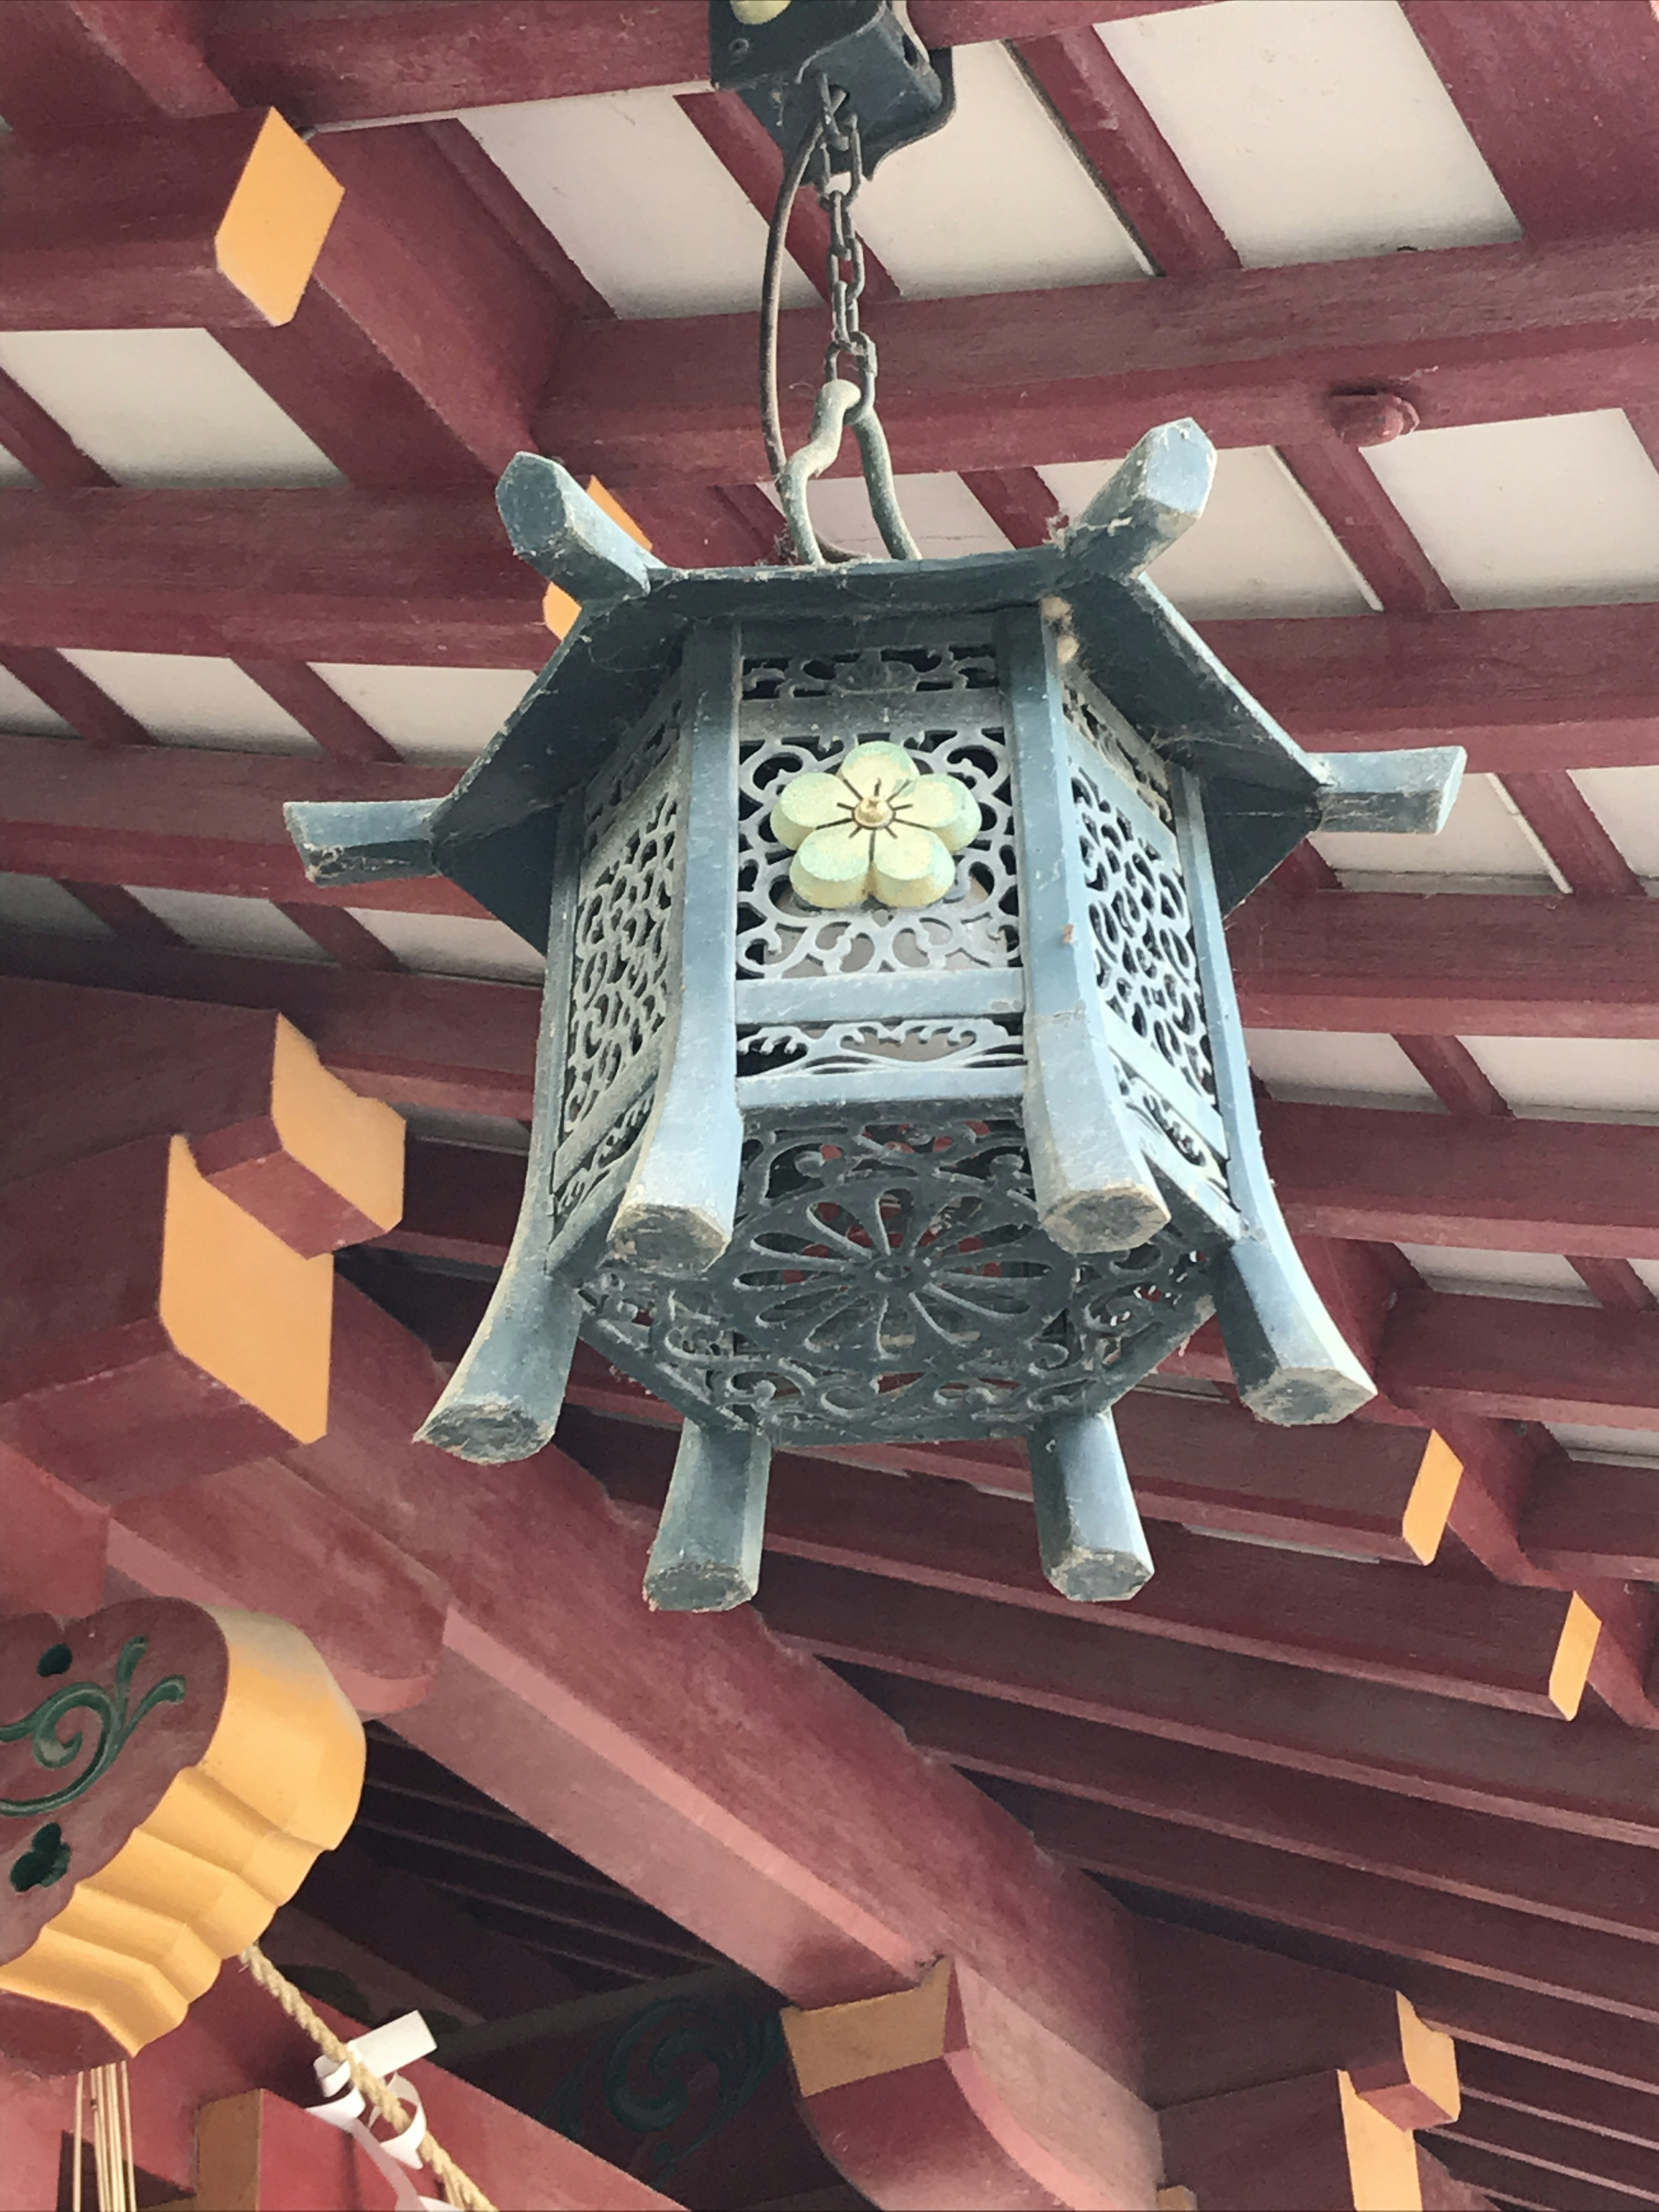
[{"xmin": 0, "ymin": 1598, "xmax": 364, "ymax": 2075}]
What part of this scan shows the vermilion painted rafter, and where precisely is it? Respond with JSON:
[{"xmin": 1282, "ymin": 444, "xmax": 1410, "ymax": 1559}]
[
  {"xmin": 5, "ymin": 487, "xmax": 1656, "ymax": 765},
  {"xmin": 1459, "ymin": 2049, "xmax": 1659, "ymax": 2151},
  {"xmin": 1259, "ymin": 1101, "xmax": 1659, "ymax": 1259},
  {"xmin": 1230, "ymin": 890, "xmax": 1659, "ymax": 1036},
  {"xmin": 1403, "ymin": 0, "xmax": 1659, "ymax": 238},
  {"xmin": 1383, "ymin": 1290, "xmax": 1659, "ymax": 1431},
  {"xmin": 203, "ymin": 0, "xmax": 1207, "ymax": 124},
  {"xmin": 0, "ymin": 107, "xmax": 343, "ymax": 331},
  {"xmin": 1446, "ymin": 2104, "xmax": 1659, "ymax": 2207},
  {"xmin": 563, "ymin": 1405, "xmax": 1590, "ymax": 1716},
  {"xmin": 758, "ymin": 1556, "xmax": 1659, "ymax": 1843},
  {"xmin": 858, "ymin": 1677, "xmax": 1659, "ymax": 1948},
  {"xmin": 0, "ymin": 734, "xmax": 477, "ymax": 912},
  {"xmin": 0, "ymin": 930, "xmax": 540, "ymax": 1117},
  {"xmin": 536, "ymin": 232, "xmax": 1659, "ymax": 483},
  {"xmin": 0, "ymin": 487, "xmax": 547, "ymax": 663},
  {"xmin": 1020, "ymin": 1790, "xmax": 1659, "ymax": 2025}
]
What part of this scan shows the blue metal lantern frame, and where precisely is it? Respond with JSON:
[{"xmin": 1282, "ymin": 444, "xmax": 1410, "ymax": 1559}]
[{"xmin": 289, "ymin": 421, "xmax": 1463, "ymax": 1611}]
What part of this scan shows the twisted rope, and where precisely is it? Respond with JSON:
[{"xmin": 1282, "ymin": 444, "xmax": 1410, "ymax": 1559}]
[{"xmin": 239, "ymin": 1942, "xmax": 497, "ymax": 2212}]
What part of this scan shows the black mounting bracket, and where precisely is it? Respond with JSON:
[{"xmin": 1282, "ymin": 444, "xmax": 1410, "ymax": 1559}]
[{"xmin": 709, "ymin": 0, "xmax": 955, "ymax": 174}]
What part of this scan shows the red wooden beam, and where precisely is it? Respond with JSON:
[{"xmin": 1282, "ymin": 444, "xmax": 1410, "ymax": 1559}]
[
  {"xmin": 1230, "ymin": 890, "xmax": 1659, "ymax": 1037},
  {"xmin": 0, "ymin": 365, "xmax": 114, "ymax": 488},
  {"xmin": 1436, "ymin": 2136, "xmax": 1654, "ymax": 2212},
  {"xmin": 1403, "ymin": 0, "xmax": 1659, "ymax": 239},
  {"xmin": 0, "ymin": 488, "xmax": 548, "ymax": 664},
  {"xmin": 275, "ymin": 1287, "xmax": 1164, "ymax": 2197},
  {"xmin": 756, "ymin": 1558, "xmax": 1659, "ymax": 1844},
  {"xmin": 1400, "ymin": 1967, "xmax": 1659, "ymax": 2103},
  {"xmin": 0, "ymin": 734, "xmax": 479, "ymax": 913},
  {"xmin": 536, "ymin": 232, "xmax": 1659, "ymax": 483},
  {"xmin": 1383, "ymin": 1290, "xmax": 1659, "ymax": 1431},
  {"xmin": 0, "ymin": 107, "xmax": 344, "ymax": 331},
  {"xmin": 1500, "ymin": 770, "xmax": 1646, "ymax": 898},
  {"xmin": 1459, "ymin": 2048, "xmax": 1659, "ymax": 2151},
  {"xmin": 566, "ymin": 1407, "xmax": 1586, "ymax": 1716},
  {"xmin": 1449, "ymin": 2101, "xmax": 1659, "ymax": 2204},
  {"xmin": 1261, "ymin": 1101, "xmax": 1659, "ymax": 1259},
  {"xmin": 1023, "ymin": 1791, "xmax": 1659, "ymax": 2025},
  {"xmin": 0, "ymin": 930, "xmax": 541, "ymax": 1117},
  {"xmin": 1523, "ymin": 1459, "xmax": 1659, "ymax": 1583},
  {"xmin": 203, "ymin": 0, "xmax": 1206, "ymax": 124},
  {"xmin": 857, "ymin": 1675, "xmax": 1659, "ymax": 1947},
  {"xmin": 0, "ymin": 645, "xmax": 152, "ymax": 744},
  {"xmin": 1212, "ymin": 602, "xmax": 1659, "ymax": 775},
  {"xmin": 3, "ymin": 486, "xmax": 1653, "ymax": 761}
]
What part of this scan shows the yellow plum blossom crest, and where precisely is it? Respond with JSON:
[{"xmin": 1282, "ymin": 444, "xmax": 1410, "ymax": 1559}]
[{"xmin": 769, "ymin": 742, "xmax": 979, "ymax": 910}]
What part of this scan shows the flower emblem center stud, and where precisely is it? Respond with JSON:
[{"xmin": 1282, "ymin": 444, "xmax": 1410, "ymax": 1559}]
[{"xmin": 770, "ymin": 741, "xmax": 979, "ymax": 910}]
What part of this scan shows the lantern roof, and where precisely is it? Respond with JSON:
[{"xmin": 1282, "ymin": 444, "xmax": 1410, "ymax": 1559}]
[{"xmin": 288, "ymin": 426, "xmax": 1462, "ymax": 946}]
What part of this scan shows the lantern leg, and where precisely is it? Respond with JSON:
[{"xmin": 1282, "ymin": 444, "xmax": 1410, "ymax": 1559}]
[
  {"xmin": 1028, "ymin": 1407, "xmax": 1154, "ymax": 1602},
  {"xmin": 608, "ymin": 621, "xmax": 745, "ymax": 1275},
  {"xmin": 419, "ymin": 801, "xmax": 587, "ymax": 1463},
  {"xmin": 1171, "ymin": 765, "xmax": 1376, "ymax": 1425},
  {"xmin": 999, "ymin": 604, "xmax": 1169, "ymax": 1253},
  {"xmin": 644, "ymin": 1422, "xmax": 772, "ymax": 1612}
]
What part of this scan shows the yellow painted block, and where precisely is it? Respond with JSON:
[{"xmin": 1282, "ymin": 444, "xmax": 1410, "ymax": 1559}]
[
  {"xmin": 1338, "ymin": 2070, "xmax": 1423, "ymax": 2212},
  {"xmin": 543, "ymin": 580, "xmax": 582, "ymax": 636},
  {"xmin": 584, "ymin": 476, "xmax": 655, "ymax": 552},
  {"xmin": 1401, "ymin": 1430, "xmax": 1463, "ymax": 1564},
  {"xmin": 159, "ymin": 1135, "xmax": 333, "ymax": 1444},
  {"xmin": 1548, "ymin": 1590, "xmax": 1602, "ymax": 1720},
  {"xmin": 214, "ymin": 109, "xmax": 344, "ymax": 326},
  {"xmin": 269, "ymin": 1015, "xmax": 405, "ymax": 1239}
]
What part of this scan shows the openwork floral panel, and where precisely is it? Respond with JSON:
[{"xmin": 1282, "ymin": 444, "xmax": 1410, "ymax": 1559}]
[
  {"xmin": 1071, "ymin": 750, "xmax": 1217, "ymax": 1116},
  {"xmin": 578, "ymin": 1115, "xmax": 1215, "ymax": 1442},
  {"xmin": 735, "ymin": 1017, "xmax": 1023, "ymax": 1084},
  {"xmin": 736, "ymin": 638, "xmax": 1018, "ymax": 980},
  {"xmin": 552, "ymin": 690, "xmax": 681, "ymax": 1224}
]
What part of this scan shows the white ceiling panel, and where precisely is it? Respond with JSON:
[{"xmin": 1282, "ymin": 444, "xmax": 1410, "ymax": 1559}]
[
  {"xmin": 0, "ymin": 331, "xmax": 344, "ymax": 487},
  {"xmin": 1098, "ymin": 0, "xmax": 1519, "ymax": 267},
  {"xmin": 0, "ymin": 665, "xmax": 72, "ymax": 736},
  {"xmin": 1570, "ymin": 767, "xmax": 1659, "ymax": 880},
  {"xmin": 1312, "ymin": 771, "xmax": 1556, "ymax": 888},
  {"xmin": 1394, "ymin": 1245, "xmax": 1596, "ymax": 1303},
  {"xmin": 758, "ymin": 470, "xmax": 1010, "ymax": 562},
  {"xmin": 461, "ymin": 92, "xmax": 817, "ymax": 318},
  {"xmin": 1042, "ymin": 446, "xmax": 1373, "ymax": 619},
  {"xmin": 58, "ymin": 651, "xmax": 321, "ymax": 753},
  {"xmin": 1548, "ymin": 1423, "xmax": 1659, "ymax": 1467},
  {"xmin": 0, "ymin": 871, "xmax": 111, "ymax": 937},
  {"xmin": 0, "ymin": 448, "xmax": 35, "ymax": 487},
  {"xmin": 126, "ymin": 887, "xmax": 329, "ymax": 961},
  {"xmin": 350, "ymin": 909, "xmax": 546, "ymax": 983},
  {"xmin": 1244, "ymin": 1029, "xmax": 1441, "ymax": 1107},
  {"xmin": 1364, "ymin": 411, "xmax": 1659, "ymax": 610},
  {"xmin": 851, "ymin": 42, "xmax": 1147, "ymax": 297},
  {"xmin": 1461, "ymin": 1036, "xmax": 1659, "ymax": 1120},
  {"xmin": 309, "ymin": 663, "xmax": 542, "ymax": 760}
]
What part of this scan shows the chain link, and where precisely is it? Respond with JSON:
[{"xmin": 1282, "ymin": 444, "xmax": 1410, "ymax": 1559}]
[{"xmin": 766, "ymin": 72, "xmax": 918, "ymax": 563}]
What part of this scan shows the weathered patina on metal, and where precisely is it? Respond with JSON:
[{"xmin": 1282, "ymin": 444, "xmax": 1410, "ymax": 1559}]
[{"xmin": 288, "ymin": 422, "xmax": 1463, "ymax": 1613}]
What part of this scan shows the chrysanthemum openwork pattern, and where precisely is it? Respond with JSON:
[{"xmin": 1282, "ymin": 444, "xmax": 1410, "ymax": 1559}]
[{"xmin": 578, "ymin": 1117, "xmax": 1216, "ymax": 1442}]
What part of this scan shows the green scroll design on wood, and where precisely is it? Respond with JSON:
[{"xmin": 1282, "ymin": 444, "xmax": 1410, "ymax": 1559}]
[
  {"xmin": 545, "ymin": 1991, "xmax": 785, "ymax": 2184},
  {"xmin": 0, "ymin": 1636, "xmax": 186, "ymax": 1820}
]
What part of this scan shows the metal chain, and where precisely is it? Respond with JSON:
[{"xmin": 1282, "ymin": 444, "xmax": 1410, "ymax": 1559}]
[
  {"xmin": 767, "ymin": 75, "xmax": 920, "ymax": 566},
  {"xmin": 812, "ymin": 79, "xmax": 872, "ymax": 400}
]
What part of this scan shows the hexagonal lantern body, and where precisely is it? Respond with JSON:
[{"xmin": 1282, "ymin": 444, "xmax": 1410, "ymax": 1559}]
[{"xmin": 289, "ymin": 424, "xmax": 1463, "ymax": 1612}]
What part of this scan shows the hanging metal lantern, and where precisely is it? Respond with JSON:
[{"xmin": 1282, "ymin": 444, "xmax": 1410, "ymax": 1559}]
[{"xmin": 288, "ymin": 424, "xmax": 1462, "ymax": 1613}]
